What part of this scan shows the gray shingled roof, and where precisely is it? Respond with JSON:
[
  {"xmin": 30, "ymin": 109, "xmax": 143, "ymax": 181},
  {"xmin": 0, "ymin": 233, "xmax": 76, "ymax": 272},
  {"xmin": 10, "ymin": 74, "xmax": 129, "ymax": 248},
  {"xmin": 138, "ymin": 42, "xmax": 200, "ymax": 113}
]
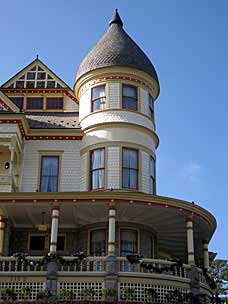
[
  {"xmin": 25, "ymin": 112, "xmax": 80, "ymax": 129},
  {"xmin": 75, "ymin": 11, "xmax": 159, "ymax": 83}
]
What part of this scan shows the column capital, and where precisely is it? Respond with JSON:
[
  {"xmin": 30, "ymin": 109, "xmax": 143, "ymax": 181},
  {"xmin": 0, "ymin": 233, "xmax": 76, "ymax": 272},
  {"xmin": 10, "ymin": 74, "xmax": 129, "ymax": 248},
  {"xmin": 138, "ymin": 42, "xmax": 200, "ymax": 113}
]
[
  {"xmin": 186, "ymin": 215, "xmax": 193, "ymax": 223},
  {"xmin": 109, "ymin": 203, "xmax": 116, "ymax": 210},
  {"xmin": 52, "ymin": 206, "xmax": 60, "ymax": 211}
]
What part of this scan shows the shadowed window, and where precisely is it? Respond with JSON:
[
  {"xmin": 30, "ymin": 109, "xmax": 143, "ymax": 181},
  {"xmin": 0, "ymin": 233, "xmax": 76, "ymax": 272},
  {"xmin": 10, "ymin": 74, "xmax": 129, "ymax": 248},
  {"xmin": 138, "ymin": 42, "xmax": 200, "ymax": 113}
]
[
  {"xmin": 122, "ymin": 85, "xmax": 137, "ymax": 110},
  {"xmin": 122, "ymin": 148, "xmax": 138, "ymax": 189},
  {"xmin": 120, "ymin": 229, "xmax": 137, "ymax": 256},
  {"xmin": 40, "ymin": 156, "xmax": 59, "ymax": 192},
  {"xmin": 90, "ymin": 229, "xmax": 106, "ymax": 256}
]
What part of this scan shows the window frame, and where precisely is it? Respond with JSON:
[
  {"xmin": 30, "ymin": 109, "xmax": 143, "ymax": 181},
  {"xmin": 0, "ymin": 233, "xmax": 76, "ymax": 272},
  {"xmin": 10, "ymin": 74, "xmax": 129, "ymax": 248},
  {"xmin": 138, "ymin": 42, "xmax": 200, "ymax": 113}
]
[
  {"xmin": 91, "ymin": 85, "xmax": 106, "ymax": 112},
  {"xmin": 90, "ymin": 148, "xmax": 105, "ymax": 190},
  {"xmin": 26, "ymin": 97, "xmax": 44, "ymax": 110},
  {"xmin": 89, "ymin": 228, "xmax": 107, "ymax": 256},
  {"xmin": 119, "ymin": 228, "xmax": 139, "ymax": 257},
  {"xmin": 122, "ymin": 147, "xmax": 139, "ymax": 190},
  {"xmin": 38, "ymin": 152, "xmax": 62, "ymax": 192},
  {"xmin": 122, "ymin": 84, "xmax": 138, "ymax": 111},
  {"xmin": 28, "ymin": 234, "xmax": 47, "ymax": 252},
  {"xmin": 46, "ymin": 97, "xmax": 64, "ymax": 110},
  {"xmin": 149, "ymin": 94, "xmax": 154, "ymax": 120},
  {"xmin": 150, "ymin": 156, "xmax": 156, "ymax": 195}
]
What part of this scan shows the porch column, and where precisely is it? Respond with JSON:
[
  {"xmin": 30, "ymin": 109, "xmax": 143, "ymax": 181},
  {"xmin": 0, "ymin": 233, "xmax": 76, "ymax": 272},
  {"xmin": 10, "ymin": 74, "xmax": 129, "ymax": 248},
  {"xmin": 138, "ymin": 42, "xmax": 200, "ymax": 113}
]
[
  {"xmin": 0, "ymin": 217, "xmax": 6, "ymax": 256},
  {"xmin": 186, "ymin": 216, "xmax": 195, "ymax": 265},
  {"xmin": 108, "ymin": 204, "xmax": 116, "ymax": 256},
  {"xmin": 9, "ymin": 146, "xmax": 15, "ymax": 176},
  {"xmin": 49, "ymin": 206, "xmax": 60, "ymax": 254},
  {"xmin": 203, "ymin": 240, "xmax": 209, "ymax": 270}
]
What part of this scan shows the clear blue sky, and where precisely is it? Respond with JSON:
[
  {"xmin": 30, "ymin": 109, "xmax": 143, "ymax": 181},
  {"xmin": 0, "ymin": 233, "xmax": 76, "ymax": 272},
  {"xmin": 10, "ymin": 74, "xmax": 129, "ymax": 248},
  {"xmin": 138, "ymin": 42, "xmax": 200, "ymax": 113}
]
[{"xmin": 0, "ymin": 0, "xmax": 227, "ymax": 259}]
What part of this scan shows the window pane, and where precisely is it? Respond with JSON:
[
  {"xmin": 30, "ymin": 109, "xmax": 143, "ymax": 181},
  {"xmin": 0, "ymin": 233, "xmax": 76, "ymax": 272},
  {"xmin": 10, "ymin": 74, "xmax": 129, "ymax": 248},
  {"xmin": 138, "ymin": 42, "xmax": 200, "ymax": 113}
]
[
  {"xmin": 29, "ymin": 236, "xmax": 45, "ymax": 251},
  {"xmin": 123, "ymin": 149, "xmax": 137, "ymax": 169},
  {"xmin": 10, "ymin": 97, "xmax": 24, "ymax": 110},
  {"xmin": 46, "ymin": 97, "xmax": 64, "ymax": 109},
  {"xmin": 57, "ymin": 236, "xmax": 65, "ymax": 251},
  {"xmin": 149, "ymin": 95, "xmax": 153, "ymax": 108},
  {"xmin": 120, "ymin": 229, "xmax": 137, "ymax": 256},
  {"xmin": 37, "ymin": 72, "xmax": 46, "ymax": 80},
  {"xmin": 92, "ymin": 97, "xmax": 106, "ymax": 111},
  {"xmin": 123, "ymin": 96, "xmax": 137, "ymax": 110},
  {"xmin": 92, "ymin": 85, "xmax": 105, "ymax": 100},
  {"xmin": 150, "ymin": 157, "xmax": 155, "ymax": 178},
  {"xmin": 27, "ymin": 72, "xmax": 35, "ymax": 80},
  {"xmin": 36, "ymin": 81, "xmax": 45, "ymax": 88},
  {"xmin": 16, "ymin": 81, "xmax": 24, "ymax": 88},
  {"xmin": 40, "ymin": 156, "xmax": 59, "ymax": 192},
  {"xmin": 123, "ymin": 169, "xmax": 137, "ymax": 189},
  {"xmin": 27, "ymin": 97, "xmax": 43, "ymax": 109},
  {"xmin": 47, "ymin": 81, "xmax": 55, "ymax": 88},
  {"xmin": 150, "ymin": 178, "xmax": 155, "ymax": 195},
  {"xmin": 90, "ymin": 230, "xmax": 106, "ymax": 256},
  {"xmin": 91, "ymin": 149, "xmax": 104, "ymax": 170},
  {"xmin": 123, "ymin": 85, "xmax": 136, "ymax": 98},
  {"xmin": 26, "ymin": 81, "xmax": 35, "ymax": 89},
  {"xmin": 92, "ymin": 169, "xmax": 104, "ymax": 189}
]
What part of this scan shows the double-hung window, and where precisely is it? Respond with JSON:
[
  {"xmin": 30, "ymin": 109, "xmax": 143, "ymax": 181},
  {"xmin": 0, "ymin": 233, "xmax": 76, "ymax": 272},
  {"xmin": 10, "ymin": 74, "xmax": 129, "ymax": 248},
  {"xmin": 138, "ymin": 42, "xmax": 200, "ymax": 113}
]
[
  {"xmin": 91, "ymin": 85, "xmax": 106, "ymax": 112},
  {"xmin": 149, "ymin": 94, "xmax": 154, "ymax": 119},
  {"xmin": 120, "ymin": 229, "xmax": 137, "ymax": 257},
  {"xmin": 27, "ymin": 97, "xmax": 43, "ymax": 110},
  {"xmin": 122, "ymin": 85, "xmax": 137, "ymax": 111},
  {"xmin": 40, "ymin": 156, "xmax": 59, "ymax": 192},
  {"xmin": 150, "ymin": 157, "xmax": 155, "ymax": 194},
  {"xmin": 122, "ymin": 148, "xmax": 138, "ymax": 189},
  {"xmin": 90, "ymin": 229, "xmax": 106, "ymax": 256},
  {"xmin": 90, "ymin": 148, "xmax": 105, "ymax": 190}
]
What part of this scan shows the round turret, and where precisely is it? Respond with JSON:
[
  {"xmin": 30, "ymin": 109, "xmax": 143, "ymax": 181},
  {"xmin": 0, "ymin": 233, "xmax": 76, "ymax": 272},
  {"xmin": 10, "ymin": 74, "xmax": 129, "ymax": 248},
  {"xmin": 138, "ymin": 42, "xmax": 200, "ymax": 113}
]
[{"xmin": 75, "ymin": 11, "xmax": 159, "ymax": 194}]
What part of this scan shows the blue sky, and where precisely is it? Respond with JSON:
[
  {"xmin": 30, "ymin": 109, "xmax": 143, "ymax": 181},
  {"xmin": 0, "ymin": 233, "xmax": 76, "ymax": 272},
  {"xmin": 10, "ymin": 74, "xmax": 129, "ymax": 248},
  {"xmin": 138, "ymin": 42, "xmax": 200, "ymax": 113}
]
[{"xmin": 0, "ymin": 0, "xmax": 227, "ymax": 259}]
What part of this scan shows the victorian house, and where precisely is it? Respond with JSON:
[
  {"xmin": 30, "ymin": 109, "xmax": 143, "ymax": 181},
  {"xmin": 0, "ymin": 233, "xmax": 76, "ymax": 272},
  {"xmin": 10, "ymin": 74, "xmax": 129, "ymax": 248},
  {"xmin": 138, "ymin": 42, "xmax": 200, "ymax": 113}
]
[{"xmin": 0, "ymin": 10, "xmax": 216, "ymax": 303}]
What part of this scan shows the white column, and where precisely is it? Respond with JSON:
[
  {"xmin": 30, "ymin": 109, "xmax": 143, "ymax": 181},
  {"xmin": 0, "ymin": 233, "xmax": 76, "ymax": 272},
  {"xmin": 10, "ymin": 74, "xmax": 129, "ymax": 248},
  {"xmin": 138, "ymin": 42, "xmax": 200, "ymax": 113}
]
[
  {"xmin": 49, "ymin": 206, "xmax": 60, "ymax": 254},
  {"xmin": 203, "ymin": 240, "xmax": 209, "ymax": 269},
  {"xmin": 9, "ymin": 147, "xmax": 15, "ymax": 176},
  {"xmin": 108, "ymin": 204, "xmax": 116, "ymax": 256},
  {"xmin": 0, "ymin": 217, "xmax": 6, "ymax": 256},
  {"xmin": 186, "ymin": 216, "xmax": 195, "ymax": 265}
]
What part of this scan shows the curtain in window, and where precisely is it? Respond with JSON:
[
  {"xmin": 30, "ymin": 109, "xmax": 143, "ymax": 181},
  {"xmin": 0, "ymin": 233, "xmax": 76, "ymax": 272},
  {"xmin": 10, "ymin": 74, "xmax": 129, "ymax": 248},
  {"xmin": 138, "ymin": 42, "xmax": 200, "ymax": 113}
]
[
  {"xmin": 120, "ymin": 229, "xmax": 137, "ymax": 256},
  {"xmin": 40, "ymin": 156, "xmax": 59, "ymax": 192},
  {"xmin": 91, "ymin": 149, "xmax": 104, "ymax": 189},
  {"xmin": 123, "ymin": 85, "xmax": 137, "ymax": 110},
  {"xmin": 92, "ymin": 85, "xmax": 105, "ymax": 111},
  {"xmin": 123, "ymin": 149, "xmax": 138, "ymax": 189},
  {"xmin": 90, "ymin": 229, "xmax": 106, "ymax": 256}
]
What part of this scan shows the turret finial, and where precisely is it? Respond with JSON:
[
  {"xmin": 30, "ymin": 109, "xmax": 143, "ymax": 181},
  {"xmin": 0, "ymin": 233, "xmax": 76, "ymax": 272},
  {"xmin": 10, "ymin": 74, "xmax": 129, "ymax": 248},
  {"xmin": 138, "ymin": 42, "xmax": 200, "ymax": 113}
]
[{"xmin": 109, "ymin": 9, "xmax": 123, "ymax": 27}]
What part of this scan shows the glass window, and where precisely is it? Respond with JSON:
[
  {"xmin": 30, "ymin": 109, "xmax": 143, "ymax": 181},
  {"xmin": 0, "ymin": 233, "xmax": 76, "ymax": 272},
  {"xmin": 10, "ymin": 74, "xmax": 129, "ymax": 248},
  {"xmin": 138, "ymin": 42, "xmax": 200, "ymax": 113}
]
[
  {"xmin": 57, "ymin": 235, "xmax": 65, "ymax": 251},
  {"xmin": 122, "ymin": 85, "xmax": 137, "ymax": 110},
  {"xmin": 15, "ymin": 81, "xmax": 24, "ymax": 88},
  {"xmin": 27, "ymin": 97, "xmax": 43, "ymax": 110},
  {"xmin": 90, "ymin": 229, "xmax": 106, "ymax": 256},
  {"xmin": 90, "ymin": 148, "xmax": 105, "ymax": 190},
  {"xmin": 149, "ymin": 95, "xmax": 154, "ymax": 119},
  {"xmin": 46, "ymin": 97, "xmax": 64, "ymax": 109},
  {"xmin": 122, "ymin": 148, "xmax": 138, "ymax": 189},
  {"xmin": 10, "ymin": 97, "xmax": 24, "ymax": 110},
  {"xmin": 29, "ymin": 236, "xmax": 45, "ymax": 251},
  {"xmin": 120, "ymin": 229, "xmax": 137, "ymax": 256},
  {"xmin": 40, "ymin": 156, "xmax": 59, "ymax": 192},
  {"xmin": 91, "ymin": 85, "xmax": 106, "ymax": 112},
  {"xmin": 150, "ymin": 157, "xmax": 155, "ymax": 194},
  {"xmin": 27, "ymin": 72, "xmax": 36, "ymax": 80}
]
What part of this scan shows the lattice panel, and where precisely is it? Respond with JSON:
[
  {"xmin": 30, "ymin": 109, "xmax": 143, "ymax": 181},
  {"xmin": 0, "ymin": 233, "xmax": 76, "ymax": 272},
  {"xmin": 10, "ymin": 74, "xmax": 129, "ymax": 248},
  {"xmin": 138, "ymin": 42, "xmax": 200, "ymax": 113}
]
[
  {"xmin": 58, "ymin": 282, "xmax": 103, "ymax": 301},
  {"xmin": 0, "ymin": 282, "xmax": 45, "ymax": 301},
  {"xmin": 119, "ymin": 282, "xmax": 189, "ymax": 303}
]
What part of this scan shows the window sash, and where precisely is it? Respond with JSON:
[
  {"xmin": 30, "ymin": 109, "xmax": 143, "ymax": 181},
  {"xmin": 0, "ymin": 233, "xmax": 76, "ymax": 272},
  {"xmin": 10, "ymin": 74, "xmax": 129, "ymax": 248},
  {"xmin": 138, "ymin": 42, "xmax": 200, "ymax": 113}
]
[
  {"xmin": 122, "ymin": 148, "xmax": 138, "ymax": 189},
  {"xmin": 91, "ymin": 85, "xmax": 106, "ymax": 111},
  {"xmin": 90, "ymin": 149, "xmax": 105, "ymax": 189},
  {"xmin": 27, "ymin": 97, "xmax": 43, "ymax": 110},
  {"xmin": 120, "ymin": 229, "xmax": 137, "ymax": 256},
  {"xmin": 46, "ymin": 97, "xmax": 64, "ymax": 109},
  {"xmin": 150, "ymin": 157, "xmax": 155, "ymax": 194},
  {"xmin": 40, "ymin": 156, "xmax": 59, "ymax": 192},
  {"xmin": 149, "ymin": 95, "xmax": 154, "ymax": 119},
  {"xmin": 122, "ymin": 85, "xmax": 137, "ymax": 110},
  {"xmin": 90, "ymin": 229, "xmax": 106, "ymax": 256}
]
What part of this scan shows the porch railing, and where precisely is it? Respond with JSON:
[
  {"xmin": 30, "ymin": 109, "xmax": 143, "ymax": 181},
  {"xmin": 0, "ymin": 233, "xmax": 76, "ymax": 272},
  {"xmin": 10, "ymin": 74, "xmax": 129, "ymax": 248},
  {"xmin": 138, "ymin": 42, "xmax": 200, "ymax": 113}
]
[{"xmin": 0, "ymin": 256, "xmax": 46, "ymax": 272}]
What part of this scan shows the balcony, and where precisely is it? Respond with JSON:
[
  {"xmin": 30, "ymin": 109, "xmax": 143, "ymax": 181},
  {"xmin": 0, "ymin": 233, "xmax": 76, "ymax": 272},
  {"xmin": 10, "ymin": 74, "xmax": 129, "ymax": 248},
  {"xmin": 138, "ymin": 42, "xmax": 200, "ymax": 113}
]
[{"xmin": 0, "ymin": 256, "xmax": 211, "ymax": 303}]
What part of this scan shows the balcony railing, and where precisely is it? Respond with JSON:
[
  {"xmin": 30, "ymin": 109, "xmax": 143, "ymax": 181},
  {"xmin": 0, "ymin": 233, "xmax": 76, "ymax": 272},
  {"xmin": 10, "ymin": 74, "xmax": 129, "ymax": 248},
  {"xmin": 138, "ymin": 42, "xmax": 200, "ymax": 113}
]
[{"xmin": 0, "ymin": 256, "xmax": 46, "ymax": 272}]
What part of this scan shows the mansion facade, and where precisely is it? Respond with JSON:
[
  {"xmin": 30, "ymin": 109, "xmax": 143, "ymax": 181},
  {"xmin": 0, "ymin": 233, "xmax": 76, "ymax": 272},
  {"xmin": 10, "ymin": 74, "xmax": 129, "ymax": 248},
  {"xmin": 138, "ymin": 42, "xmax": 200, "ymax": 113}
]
[{"xmin": 0, "ymin": 10, "xmax": 216, "ymax": 303}]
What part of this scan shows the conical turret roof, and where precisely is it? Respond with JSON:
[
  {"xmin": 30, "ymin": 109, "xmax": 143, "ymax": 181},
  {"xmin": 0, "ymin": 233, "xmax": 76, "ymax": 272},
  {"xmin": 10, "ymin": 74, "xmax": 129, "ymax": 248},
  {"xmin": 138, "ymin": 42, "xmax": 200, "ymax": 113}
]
[{"xmin": 75, "ymin": 10, "xmax": 159, "ymax": 84}]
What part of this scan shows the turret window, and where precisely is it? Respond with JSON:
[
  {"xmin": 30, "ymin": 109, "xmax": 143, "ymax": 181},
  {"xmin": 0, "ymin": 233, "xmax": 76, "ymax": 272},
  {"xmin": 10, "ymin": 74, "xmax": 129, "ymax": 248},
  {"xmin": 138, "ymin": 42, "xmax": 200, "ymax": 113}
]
[
  {"xmin": 91, "ymin": 85, "xmax": 106, "ymax": 112},
  {"xmin": 90, "ymin": 148, "xmax": 105, "ymax": 190},
  {"xmin": 149, "ymin": 94, "xmax": 154, "ymax": 119},
  {"xmin": 122, "ymin": 85, "xmax": 137, "ymax": 111},
  {"xmin": 122, "ymin": 148, "xmax": 138, "ymax": 189},
  {"xmin": 150, "ymin": 157, "xmax": 155, "ymax": 194}
]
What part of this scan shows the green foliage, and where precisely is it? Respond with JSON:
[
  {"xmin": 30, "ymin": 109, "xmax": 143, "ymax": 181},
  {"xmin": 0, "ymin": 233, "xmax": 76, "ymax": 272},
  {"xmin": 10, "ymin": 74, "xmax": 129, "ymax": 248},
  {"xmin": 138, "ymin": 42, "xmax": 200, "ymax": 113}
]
[
  {"xmin": 36, "ymin": 289, "xmax": 52, "ymax": 300},
  {"xmin": 144, "ymin": 288, "xmax": 158, "ymax": 301},
  {"xmin": 21, "ymin": 287, "xmax": 31, "ymax": 300},
  {"xmin": 80, "ymin": 288, "xmax": 96, "ymax": 300},
  {"xmin": 208, "ymin": 259, "xmax": 228, "ymax": 296},
  {"xmin": 102, "ymin": 287, "xmax": 117, "ymax": 299},
  {"xmin": 58, "ymin": 288, "xmax": 75, "ymax": 300},
  {"xmin": 122, "ymin": 287, "xmax": 137, "ymax": 301},
  {"xmin": 1, "ymin": 288, "xmax": 17, "ymax": 301}
]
